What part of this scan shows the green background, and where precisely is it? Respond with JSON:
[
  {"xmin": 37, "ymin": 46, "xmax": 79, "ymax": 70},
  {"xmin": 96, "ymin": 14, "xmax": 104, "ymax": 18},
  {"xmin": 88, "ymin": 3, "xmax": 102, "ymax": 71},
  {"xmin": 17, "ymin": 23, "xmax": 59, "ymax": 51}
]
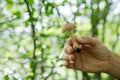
[{"xmin": 0, "ymin": 0, "xmax": 120, "ymax": 80}]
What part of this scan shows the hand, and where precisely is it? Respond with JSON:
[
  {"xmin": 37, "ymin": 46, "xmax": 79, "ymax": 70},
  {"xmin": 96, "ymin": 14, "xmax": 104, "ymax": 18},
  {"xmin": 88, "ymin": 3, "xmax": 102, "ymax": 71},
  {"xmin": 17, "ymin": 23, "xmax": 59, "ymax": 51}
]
[{"xmin": 63, "ymin": 36, "xmax": 112, "ymax": 73}]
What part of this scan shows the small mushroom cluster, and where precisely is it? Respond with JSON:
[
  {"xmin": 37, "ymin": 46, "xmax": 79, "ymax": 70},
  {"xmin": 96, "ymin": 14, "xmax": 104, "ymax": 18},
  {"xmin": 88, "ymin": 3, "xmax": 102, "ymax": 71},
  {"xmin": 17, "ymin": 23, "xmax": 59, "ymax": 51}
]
[{"xmin": 62, "ymin": 22, "xmax": 82, "ymax": 53}]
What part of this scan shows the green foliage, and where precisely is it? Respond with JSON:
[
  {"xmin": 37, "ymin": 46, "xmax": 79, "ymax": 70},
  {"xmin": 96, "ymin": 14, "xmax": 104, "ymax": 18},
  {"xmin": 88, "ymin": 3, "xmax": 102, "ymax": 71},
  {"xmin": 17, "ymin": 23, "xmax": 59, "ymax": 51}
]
[
  {"xmin": 28, "ymin": 17, "xmax": 37, "ymax": 22},
  {"xmin": 6, "ymin": 0, "xmax": 12, "ymax": 3},
  {"xmin": 13, "ymin": 11, "xmax": 21, "ymax": 18},
  {"xmin": 45, "ymin": 2, "xmax": 55, "ymax": 16},
  {"xmin": 4, "ymin": 75, "xmax": 9, "ymax": 80},
  {"xmin": 0, "ymin": 0, "xmax": 120, "ymax": 80},
  {"xmin": 27, "ymin": 0, "xmax": 34, "ymax": 5}
]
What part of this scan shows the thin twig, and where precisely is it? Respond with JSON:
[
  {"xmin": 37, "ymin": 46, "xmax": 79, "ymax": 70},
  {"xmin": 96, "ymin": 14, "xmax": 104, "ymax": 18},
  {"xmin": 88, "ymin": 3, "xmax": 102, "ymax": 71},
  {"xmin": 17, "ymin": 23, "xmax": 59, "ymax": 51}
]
[
  {"xmin": 55, "ymin": 7, "xmax": 67, "ymax": 22},
  {"xmin": 44, "ymin": 66, "xmax": 55, "ymax": 80},
  {"xmin": 0, "ymin": 18, "xmax": 17, "ymax": 24}
]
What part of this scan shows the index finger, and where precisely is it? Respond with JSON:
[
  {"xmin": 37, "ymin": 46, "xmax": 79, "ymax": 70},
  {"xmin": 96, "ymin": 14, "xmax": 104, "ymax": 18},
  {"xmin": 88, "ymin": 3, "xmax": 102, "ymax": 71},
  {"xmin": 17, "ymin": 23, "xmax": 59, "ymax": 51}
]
[{"xmin": 76, "ymin": 36, "xmax": 102, "ymax": 46}]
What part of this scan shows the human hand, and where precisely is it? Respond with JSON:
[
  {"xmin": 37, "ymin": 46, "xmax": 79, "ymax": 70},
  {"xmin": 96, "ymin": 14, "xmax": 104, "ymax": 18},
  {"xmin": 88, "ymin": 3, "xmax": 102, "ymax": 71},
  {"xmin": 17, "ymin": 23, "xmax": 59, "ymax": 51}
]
[{"xmin": 63, "ymin": 36, "xmax": 112, "ymax": 73}]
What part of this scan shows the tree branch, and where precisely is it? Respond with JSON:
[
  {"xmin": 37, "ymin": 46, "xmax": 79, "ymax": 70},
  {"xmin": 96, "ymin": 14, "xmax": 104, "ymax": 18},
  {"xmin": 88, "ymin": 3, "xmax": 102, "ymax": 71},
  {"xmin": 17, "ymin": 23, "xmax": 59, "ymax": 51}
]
[
  {"xmin": 0, "ymin": 18, "xmax": 17, "ymax": 24},
  {"xmin": 24, "ymin": 0, "xmax": 37, "ymax": 79}
]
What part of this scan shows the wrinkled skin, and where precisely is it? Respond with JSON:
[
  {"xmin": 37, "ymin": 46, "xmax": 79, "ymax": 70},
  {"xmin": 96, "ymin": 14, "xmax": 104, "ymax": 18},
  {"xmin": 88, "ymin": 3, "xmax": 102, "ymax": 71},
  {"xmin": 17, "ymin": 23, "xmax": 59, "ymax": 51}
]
[{"xmin": 63, "ymin": 36, "xmax": 111, "ymax": 73}]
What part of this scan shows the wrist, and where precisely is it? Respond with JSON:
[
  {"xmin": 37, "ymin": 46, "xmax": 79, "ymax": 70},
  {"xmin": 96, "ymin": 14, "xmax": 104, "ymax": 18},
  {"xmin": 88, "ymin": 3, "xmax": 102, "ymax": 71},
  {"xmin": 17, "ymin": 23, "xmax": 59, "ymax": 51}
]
[{"xmin": 106, "ymin": 52, "xmax": 120, "ymax": 79}]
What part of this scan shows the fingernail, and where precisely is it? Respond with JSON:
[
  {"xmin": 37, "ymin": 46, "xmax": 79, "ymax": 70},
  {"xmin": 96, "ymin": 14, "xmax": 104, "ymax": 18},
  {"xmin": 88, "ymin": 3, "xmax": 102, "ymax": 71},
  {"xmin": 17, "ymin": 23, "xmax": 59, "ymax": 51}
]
[{"xmin": 70, "ymin": 61, "xmax": 74, "ymax": 63}]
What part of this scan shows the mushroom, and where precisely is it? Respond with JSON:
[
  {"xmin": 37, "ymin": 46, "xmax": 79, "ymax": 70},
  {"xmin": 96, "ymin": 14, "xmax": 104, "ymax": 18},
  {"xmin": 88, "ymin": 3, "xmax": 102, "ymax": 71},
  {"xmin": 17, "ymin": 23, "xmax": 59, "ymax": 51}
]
[{"xmin": 62, "ymin": 22, "xmax": 82, "ymax": 53}]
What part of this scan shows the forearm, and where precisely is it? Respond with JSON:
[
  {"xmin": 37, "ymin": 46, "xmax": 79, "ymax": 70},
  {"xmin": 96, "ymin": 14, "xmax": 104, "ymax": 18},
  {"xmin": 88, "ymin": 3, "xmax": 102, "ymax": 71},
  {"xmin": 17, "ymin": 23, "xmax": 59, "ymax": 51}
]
[{"xmin": 107, "ymin": 52, "xmax": 120, "ymax": 79}]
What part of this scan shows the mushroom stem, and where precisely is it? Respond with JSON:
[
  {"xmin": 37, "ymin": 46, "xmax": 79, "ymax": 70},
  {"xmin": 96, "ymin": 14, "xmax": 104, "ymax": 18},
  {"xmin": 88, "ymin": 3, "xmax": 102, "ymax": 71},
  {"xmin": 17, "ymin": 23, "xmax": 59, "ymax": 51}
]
[
  {"xmin": 69, "ymin": 31, "xmax": 80, "ymax": 50},
  {"xmin": 62, "ymin": 22, "xmax": 82, "ymax": 53}
]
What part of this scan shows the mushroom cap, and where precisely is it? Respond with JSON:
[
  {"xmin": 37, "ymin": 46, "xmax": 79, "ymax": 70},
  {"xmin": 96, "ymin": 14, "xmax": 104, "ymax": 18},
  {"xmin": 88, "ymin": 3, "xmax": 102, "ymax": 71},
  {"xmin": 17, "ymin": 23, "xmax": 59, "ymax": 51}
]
[{"xmin": 62, "ymin": 23, "xmax": 76, "ymax": 33}]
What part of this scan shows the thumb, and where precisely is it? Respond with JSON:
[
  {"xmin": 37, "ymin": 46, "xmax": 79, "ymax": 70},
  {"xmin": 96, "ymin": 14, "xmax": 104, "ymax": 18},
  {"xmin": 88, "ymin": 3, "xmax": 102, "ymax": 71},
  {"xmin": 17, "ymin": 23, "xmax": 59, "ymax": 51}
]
[{"xmin": 76, "ymin": 36, "xmax": 101, "ymax": 46}]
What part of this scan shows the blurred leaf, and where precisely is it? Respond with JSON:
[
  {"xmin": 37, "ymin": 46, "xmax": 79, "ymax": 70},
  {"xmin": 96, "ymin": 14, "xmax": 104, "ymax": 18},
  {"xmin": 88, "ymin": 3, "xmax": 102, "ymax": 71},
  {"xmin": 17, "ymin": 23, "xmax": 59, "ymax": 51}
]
[
  {"xmin": 7, "ymin": 23, "xmax": 14, "ymax": 28},
  {"xmin": 42, "ymin": 0, "xmax": 45, "ymax": 3},
  {"xmin": 37, "ymin": 44, "xmax": 42, "ymax": 48},
  {"xmin": 25, "ymin": 21, "xmax": 29, "ymax": 27},
  {"xmin": 26, "ymin": 72, "xmax": 34, "ymax": 80},
  {"xmin": 31, "ymin": 8, "xmax": 35, "ymax": 16},
  {"xmin": 29, "ymin": 72, "xmax": 34, "ymax": 77},
  {"xmin": 0, "ymin": 23, "xmax": 4, "ymax": 27},
  {"xmin": 59, "ymin": 64, "xmax": 64, "ymax": 67},
  {"xmin": 30, "ymin": 60, "xmax": 37, "ymax": 68},
  {"xmin": 28, "ymin": 17, "xmax": 37, "ymax": 22},
  {"xmin": 45, "ymin": 2, "xmax": 55, "ymax": 16},
  {"xmin": 4, "ymin": 75, "xmax": 9, "ymax": 80},
  {"xmin": 13, "ymin": 11, "xmax": 21, "ymax": 18},
  {"xmin": 27, "ymin": 0, "xmax": 34, "ymax": 5},
  {"xmin": 6, "ymin": 4, "xmax": 12, "ymax": 10},
  {"xmin": 5, "ymin": 0, "xmax": 12, "ymax": 3},
  {"xmin": 40, "ymin": 33, "xmax": 49, "ymax": 37},
  {"xmin": 82, "ymin": 0, "xmax": 86, "ymax": 3},
  {"xmin": 62, "ymin": 0, "xmax": 67, "ymax": 6},
  {"xmin": 21, "ymin": 54, "xmax": 29, "ymax": 59},
  {"xmin": 18, "ymin": 1, "xmax": 24, "ymax": 5},
  {"xmin": 13, "ymin": 77, "xmax": 17, "ymax": 80},
  {"xmin": 6, "ymin": 53, "xmax": 12, "ymax": 59}
]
